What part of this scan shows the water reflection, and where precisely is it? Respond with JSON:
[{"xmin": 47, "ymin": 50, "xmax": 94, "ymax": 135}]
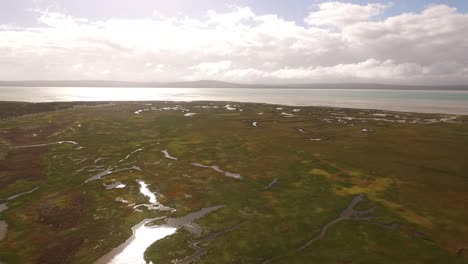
[
  {"xmin": 138, "ymin": 180, "xmax": 158, "ymax": 204},
  {"xmin": 103, "ymin": 181, "xmax": 126, "ymax": 190},
  {"xmin": 96, "ymin": 217, "xmax": 176, "ymax": 264},
  {"xmin": 134, "ymin": 180, "xmax": 174, "ymax": 212},
  {"xmin": 95, "ymin": 206, "xmax": 223, "ymax": 264}
]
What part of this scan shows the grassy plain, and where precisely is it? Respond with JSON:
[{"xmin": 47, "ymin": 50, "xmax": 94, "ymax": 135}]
[{"xmin": 0, "ymin": 101, "xmax": 467, "ymax": 263}]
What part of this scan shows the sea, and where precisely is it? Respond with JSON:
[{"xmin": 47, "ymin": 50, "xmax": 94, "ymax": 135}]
[{"xmin": 1, "ymin": 87, "xmax": 468, "ymax": 115}]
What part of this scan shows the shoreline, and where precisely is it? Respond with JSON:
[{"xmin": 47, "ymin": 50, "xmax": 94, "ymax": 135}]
[
  {"xmin": 1, "ymin": 87, "xmax": 467, "ymax": 115},
  {"xmin": 0, "ymin": 100, "xmax": 466, "ymax": 116}
]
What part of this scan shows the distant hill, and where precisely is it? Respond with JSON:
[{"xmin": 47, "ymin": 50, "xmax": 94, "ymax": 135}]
[{"xmin": 0, "ymin": 80, "xmax": 467, "ymax": 90}]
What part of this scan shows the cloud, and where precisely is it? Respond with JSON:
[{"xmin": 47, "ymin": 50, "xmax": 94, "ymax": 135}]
[
  {"xmin": 305, "ymin": 2, "xmax": 388, "ymax": 28},
  {"xmin": 221, "ymin": 59, "xmax": 429, "ymax": 82},
  {"xmin": 0, "ymin": 2, "xmax": 467, "ymax": 84},
  {"xmin": 191, "ymin": 60, "xmax": 232, "ymax": 74}
]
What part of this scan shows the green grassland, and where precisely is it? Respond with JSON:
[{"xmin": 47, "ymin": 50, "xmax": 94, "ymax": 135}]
[{"xmin": 0, "ymin": 101, "xmax": 467, "ymax": 263}]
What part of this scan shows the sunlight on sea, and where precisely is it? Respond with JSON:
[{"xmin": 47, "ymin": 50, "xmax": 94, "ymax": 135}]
[
  {"xmin": 57, "ymin": 87, "xmax": 196, "ymax": 101},
  {"xmin": 1, "ymin": 87, "xmax": 468, "ymax": 114}
]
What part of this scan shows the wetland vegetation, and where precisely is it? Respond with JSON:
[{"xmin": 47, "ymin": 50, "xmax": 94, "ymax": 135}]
[{"xmin": 0, "ymin": 101, "xmax": 467, "ymax": 264}]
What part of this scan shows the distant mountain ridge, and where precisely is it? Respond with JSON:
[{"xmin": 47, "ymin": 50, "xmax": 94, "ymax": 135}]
[{"xmin": 0, "ymin": 80, "xmax": 467, "ymax": 90}]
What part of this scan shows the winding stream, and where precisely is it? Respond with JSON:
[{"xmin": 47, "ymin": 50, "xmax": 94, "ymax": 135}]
[
  {"xmin": 85, "ymin": 148, "xmax": 144, "ymax": 183},
  {"xmin": 118, "ymin": 148, "xmax": 142, "ymax": 163},
  {"xmin": 298, "ymin": 194, "xmax": 376, "ymax": 250},
  {"xmin": 262, "ymin": 194, "xmax": 376, "ymax": 264},
  {"xmin": 161, "ymin": 150, "xmax": 178, "ymax": 160},
  {"xmin": 191, "ymin": 163, "xmax": 242, "ymax": 179},
  {"xmin": 134, "ymin": 180, "xmax": 174, "ymax": 212},
  {"xmin": 95, "ymin": 206, "xmax": 224, "ymax": 264},
  {"xmin": 0, "ymin": 187, "xmax": 39, "ymax": 241},
  {"xmin": 14, "ymin": 141, "xmax": 78, "ymax": 148},
  {"xmin": 103, "ymin": 182, "xmax": 126, "ymax": 190},
  {"xmin": 85, "ymin": 166, "xmax": 142, "ymax": 183},
  {"xmin": 262, "ymin": 178, "xmax": 278, "ymax": 190},
  {"xmin": 2, "ymin": 187, "xmax": 40, "ymax": 201},
  {"xmin": 95, "ymin": 217, "xmax": 176, "ymax": 264},
  {"xmin": 174, "ymin": 222, "xmax": 246, "ymax": 264}
]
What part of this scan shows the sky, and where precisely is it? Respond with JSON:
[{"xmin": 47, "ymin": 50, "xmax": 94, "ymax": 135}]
[{"xmin": 0, "ymin": 0, "xmax": 467, "ymax": 84}]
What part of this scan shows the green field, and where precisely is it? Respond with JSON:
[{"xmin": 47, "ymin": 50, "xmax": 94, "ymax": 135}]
[{"xmin": 0, "ymin": 101, "xmax": 467, "ymax": 264}]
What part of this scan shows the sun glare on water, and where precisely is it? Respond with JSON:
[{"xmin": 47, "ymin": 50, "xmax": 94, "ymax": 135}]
[
  {"xmin": 58, "ymin": 87, "xmax": 194, "ymax": 101},
  {"xmin": 99, "ymin": 221, "xmax": 176, "ymax": 264}
]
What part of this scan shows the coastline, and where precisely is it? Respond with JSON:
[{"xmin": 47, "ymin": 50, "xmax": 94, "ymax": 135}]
[
  {"xmin": 0, "ymin": 100, "xmax": 467, "ymax": 117},
  {"xmin": 1, "ymin": 87, "xmax": 468, "ymax": 115}
]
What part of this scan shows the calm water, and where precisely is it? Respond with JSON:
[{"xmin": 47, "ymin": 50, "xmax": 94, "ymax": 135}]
[{"xmin": 1, "ymin": 87, "xmax": 468, "ymax": 114}]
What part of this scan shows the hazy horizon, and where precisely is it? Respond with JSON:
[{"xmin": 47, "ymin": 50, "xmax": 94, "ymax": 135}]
[{"xmin": 1, "ymin": 79, "xmax": 468, "ymax": 88}]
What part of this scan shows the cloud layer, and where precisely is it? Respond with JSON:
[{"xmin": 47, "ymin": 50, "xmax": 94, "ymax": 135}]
[{"xmin": 0, "ymin": 2, "xmax": 467, "ymax": 84}]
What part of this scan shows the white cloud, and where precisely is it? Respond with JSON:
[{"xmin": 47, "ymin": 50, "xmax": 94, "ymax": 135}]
[
  {"xmin": 191, "ymin": 60, "xmax": 232, "ymax": 74},
  {"xmin": 72, "ymin": 63, "xmax": 83, "ymax": 70},
  {"xmin": 0, "ymin": 2, "xmax": 467, "ymax": 84},
  {"xmin": 270, "ymin": 59, "xmax": 426, "ymax": 80},
  {"xmin": 305, "ymin": 2, "xmax": 388, "ymax": 28},
  {"xmin": 220, "ymin": 59, "xmax": 428, "ymax": 82},
  {"xmin": 225, "ymin": 68, "xmax": 266, "ymax": 79},
  {"xmin": 187, "ymin": 60, "xmax": 233, "ymax": 80}
]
